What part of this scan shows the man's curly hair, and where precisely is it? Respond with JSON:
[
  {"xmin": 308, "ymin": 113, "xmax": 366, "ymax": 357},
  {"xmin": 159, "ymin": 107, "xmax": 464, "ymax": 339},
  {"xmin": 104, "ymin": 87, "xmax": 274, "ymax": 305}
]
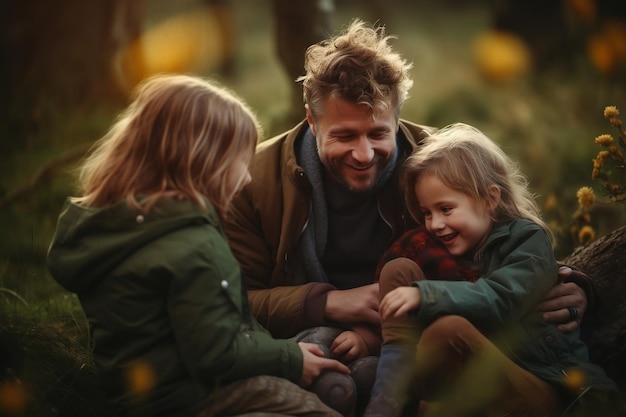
[{"xmin": 298, "ymin": 18, "xmax": 413, "ymax": 120}]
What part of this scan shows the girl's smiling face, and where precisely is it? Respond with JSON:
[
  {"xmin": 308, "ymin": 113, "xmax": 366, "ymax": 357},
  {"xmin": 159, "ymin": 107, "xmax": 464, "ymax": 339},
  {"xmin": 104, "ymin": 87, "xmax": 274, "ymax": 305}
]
[{"xmin": 415, "ymin": 172, "xmax": 494, "ymax": 257}]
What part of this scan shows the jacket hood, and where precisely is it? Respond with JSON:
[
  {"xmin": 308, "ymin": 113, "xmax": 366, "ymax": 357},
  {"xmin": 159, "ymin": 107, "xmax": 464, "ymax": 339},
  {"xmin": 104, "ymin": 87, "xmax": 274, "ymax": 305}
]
[{"xmin": 47, "ymin": 197, "xmax": 218, "ymax": 293}]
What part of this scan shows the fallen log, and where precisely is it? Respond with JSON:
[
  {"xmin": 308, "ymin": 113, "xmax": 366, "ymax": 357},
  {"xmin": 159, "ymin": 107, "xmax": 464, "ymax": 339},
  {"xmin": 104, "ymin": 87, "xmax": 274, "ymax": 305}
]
[{"xmin": 562, "ymin": 225, "xmax": 626, "ymax": 392}]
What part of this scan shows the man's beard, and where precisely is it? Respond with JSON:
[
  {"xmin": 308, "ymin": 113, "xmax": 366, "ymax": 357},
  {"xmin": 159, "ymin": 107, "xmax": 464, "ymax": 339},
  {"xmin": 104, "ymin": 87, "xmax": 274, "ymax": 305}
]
[{"xmin": 322, "ymin": 153, "xmax": 389, "ymax": 193}]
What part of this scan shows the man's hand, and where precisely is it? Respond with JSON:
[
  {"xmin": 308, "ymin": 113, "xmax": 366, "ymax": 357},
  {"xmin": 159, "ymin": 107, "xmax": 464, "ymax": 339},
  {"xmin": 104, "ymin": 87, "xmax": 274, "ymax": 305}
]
[
  {"xmin": 298, "ymin": 342, "xmax": 350, "ymax": 387},
  {"xmin": 325, "ymin": 283, "xmax": 380, "ymax": 325},
  {"xmin": 330, "ymin": 330, "xmax": 368, "ymax": 363},
  {"xmin": 535, "ymin": 267, "xmax": 587, "ymax": 333}
]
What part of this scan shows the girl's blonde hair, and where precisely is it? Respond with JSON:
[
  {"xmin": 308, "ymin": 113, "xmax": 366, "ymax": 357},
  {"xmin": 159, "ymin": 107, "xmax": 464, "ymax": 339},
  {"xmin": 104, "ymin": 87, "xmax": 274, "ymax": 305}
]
[
  {"xmin": 403, "ymin": 123, "xmax": 554, "ymax": 243},
  {"xmin": 74, "ymin": 74, "xmax": 261, "ymax": 215}
]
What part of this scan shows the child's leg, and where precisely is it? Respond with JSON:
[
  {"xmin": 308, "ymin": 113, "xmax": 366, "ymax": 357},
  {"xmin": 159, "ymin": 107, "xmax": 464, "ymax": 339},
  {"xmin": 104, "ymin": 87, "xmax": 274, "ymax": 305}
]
[
  {"xmin": 365, "ymin": 258, "xmax": 427, "ymax": 417},
  {"xmin": 414, "ymin": 315, "xmax": 561, "ymax": 417},
  {"xmin": 349, "ymin": 355, "xmax": 378, "ymax": 417},
  {"xmin": 292, "ymin": 326, "xmax": 357, "ymax": 416},
  {"xmin": 365, "ymin": 344, "xmax": 418, "ymax": 417},
  {"xmin": 196, "ymin": 375, "xmax": 343, "ymax": 417},
  {"xmin": 378, "ymin": 257, "xmax": 425, "ymax": 347}
]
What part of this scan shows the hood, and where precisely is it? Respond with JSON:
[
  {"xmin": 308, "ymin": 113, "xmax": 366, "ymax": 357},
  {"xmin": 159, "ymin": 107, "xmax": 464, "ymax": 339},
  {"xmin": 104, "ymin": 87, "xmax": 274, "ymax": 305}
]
[{"xmin": 47, "ymin": 197, "xmax": 217, "ymax": 293}]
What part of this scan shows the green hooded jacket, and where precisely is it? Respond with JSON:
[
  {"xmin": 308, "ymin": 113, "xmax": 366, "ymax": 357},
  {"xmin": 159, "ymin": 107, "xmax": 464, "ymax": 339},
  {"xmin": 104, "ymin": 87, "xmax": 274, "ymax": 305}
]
[
  {"xmin": 47, "ymin": 197, "xmax": 303, "ymax": 417},
  {"xmin": 413, "ymin": 220, "xmax": 618, "ymax": 404}
]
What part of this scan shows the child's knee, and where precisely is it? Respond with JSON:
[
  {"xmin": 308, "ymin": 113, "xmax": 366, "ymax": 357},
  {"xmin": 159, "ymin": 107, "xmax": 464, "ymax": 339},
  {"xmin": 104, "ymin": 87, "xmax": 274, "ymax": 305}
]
[
  {"xmin": 379, "ymin": 258, "xmax": 426, "ymax": 297},
  {"xmin": 420, "ymin": 315, "xmax": 477, "ymax": 347}
]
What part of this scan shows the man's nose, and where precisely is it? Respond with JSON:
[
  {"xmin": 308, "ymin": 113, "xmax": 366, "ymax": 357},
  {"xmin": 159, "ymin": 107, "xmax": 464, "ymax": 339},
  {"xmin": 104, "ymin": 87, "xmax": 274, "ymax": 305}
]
[{"xmin": 351, "ymin": 137, "xmax": 374, "ymax": 163}]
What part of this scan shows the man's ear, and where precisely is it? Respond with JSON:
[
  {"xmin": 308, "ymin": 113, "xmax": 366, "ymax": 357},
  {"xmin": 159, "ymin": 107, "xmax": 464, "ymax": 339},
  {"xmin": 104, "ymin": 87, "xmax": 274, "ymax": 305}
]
[
  {"xmin": 487, "ymin": 185, "xmax": 501, "ymax": 212},
  {"xmin": 305, "ymin": 104, "xmax": 317, "ymax": 136}
]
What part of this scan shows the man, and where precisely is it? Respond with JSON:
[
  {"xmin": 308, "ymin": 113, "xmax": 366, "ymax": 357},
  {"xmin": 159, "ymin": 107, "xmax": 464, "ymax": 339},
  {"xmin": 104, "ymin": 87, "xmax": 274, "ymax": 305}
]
[{"xmin": 224, "ymin": 19, "xmax": 591, "ymax": 416}]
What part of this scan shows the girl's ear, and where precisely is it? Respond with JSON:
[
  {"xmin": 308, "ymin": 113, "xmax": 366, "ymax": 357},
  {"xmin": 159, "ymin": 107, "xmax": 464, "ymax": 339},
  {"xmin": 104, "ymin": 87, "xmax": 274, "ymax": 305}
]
[{"xmin": 486, "ymin": 185, "xmax": 501, "ymax": 212}]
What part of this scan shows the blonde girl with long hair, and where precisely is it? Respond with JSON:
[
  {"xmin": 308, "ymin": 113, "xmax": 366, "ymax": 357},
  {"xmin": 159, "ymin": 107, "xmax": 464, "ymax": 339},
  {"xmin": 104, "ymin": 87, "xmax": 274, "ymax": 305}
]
[
  {"xmin": 365, "ymin": 123, "xmax": 618, "ymax": 417},
  {"xmin": 48, "ymin": 74, "xmax": 348, "ymax": 417}
]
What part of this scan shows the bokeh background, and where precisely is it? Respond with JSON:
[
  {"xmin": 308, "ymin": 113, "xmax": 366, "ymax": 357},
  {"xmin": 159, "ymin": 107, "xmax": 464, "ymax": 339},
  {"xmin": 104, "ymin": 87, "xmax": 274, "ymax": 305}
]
[
  {"xmin": 1, "ymin": 0, "xmax": 626, "ymax": 332},
  {"xmin": 1, "ymin": 1, "xmax": 626, "ymax": 415}
]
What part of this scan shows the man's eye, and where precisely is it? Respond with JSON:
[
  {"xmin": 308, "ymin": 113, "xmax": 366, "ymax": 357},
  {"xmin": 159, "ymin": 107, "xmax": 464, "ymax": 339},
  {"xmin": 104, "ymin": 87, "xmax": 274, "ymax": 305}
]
[{"xmin": 369, "ymin": 132, "xmax": 387, "ymax": 140}]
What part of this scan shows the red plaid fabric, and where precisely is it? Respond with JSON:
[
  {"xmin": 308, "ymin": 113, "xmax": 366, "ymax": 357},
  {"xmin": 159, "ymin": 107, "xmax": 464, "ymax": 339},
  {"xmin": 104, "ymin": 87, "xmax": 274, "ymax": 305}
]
[{"xmin": 375, "ymin": 225, "xmax": 480, "ymax": 283}]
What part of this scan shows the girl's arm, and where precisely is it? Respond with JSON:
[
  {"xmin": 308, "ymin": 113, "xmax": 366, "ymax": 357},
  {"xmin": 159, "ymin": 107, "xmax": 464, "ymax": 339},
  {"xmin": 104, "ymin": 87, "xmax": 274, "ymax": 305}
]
[{"xmin": 413, "ymin": 222, "xmax": 557, "ymax": 331}]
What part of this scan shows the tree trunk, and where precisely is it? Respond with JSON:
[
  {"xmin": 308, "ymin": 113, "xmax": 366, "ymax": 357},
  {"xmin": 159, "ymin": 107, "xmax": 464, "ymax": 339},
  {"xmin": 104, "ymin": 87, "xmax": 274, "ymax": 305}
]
[
  {"xmin": 562, "ymin": 225, "xmax": 626, "ymax": 389},
  {"xmin": 1, "ymin": 0, "xmax": 141, "ymax": 127}
]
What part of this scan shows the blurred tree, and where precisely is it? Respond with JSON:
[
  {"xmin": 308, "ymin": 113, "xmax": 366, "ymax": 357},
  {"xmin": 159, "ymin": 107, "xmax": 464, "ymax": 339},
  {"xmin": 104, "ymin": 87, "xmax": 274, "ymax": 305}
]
[
  {"xmin": 491, "ymin": 0, "xmax": 626, "ymax": 76},
  {"xmin": 491, "ymin": 0, "xmax": 569, "ymax": 69},
  {"xmin": 271, "ymin": 0, "xmax": 334, "ymax": 126},
  {"xmin": 270, "ymin": 0, "xmax": 394, "ymax": 129},
  {"xmin": 0, "ymin": 0, "xmax": 142, "ymax": 141}
]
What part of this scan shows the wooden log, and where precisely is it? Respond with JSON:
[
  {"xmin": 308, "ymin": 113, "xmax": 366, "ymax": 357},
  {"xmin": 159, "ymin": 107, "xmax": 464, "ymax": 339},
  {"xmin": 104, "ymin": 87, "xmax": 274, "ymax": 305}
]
[{"xmin": 562, "ymin": 225, "xmax": 626, "ymax": 390}]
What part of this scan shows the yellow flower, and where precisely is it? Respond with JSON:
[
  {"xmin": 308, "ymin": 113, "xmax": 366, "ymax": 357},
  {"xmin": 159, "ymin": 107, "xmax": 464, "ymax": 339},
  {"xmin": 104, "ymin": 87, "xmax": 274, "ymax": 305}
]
[
  {"xmin": 564, "ymin": 368, "xmax": 586, "ymax": 391},
  {"xmin": 592, "ymin": 158, "xmax": 601, "ymax": 169},
  {"xmin": 578, "ymin": 225, "xmax": 596, "ymax": 245},
  {"xmin": 604, "ymin": 106, "xmax": 620, "ymax": 118},
  {"xmin": 609, "ymin": 145, "xmax": 624, "ymax": 159},
  {"xmin": 126, "ymin": 360, "xmax": 156, "ymax": 397},
  {"xmin": 592, "ymin": 167, "xmax": 600, "ymax": 179},
  {"xmin": 594, "ymin": 134, "xmax": 614, "ymax": 146},
  {"xmin": 609, "ymin": 117, "xmax": 622, "ymax": 127},
  {"xmin": 543, "ymin": 193, "xmax": 557, "ymax": 211},
  {"xmin": 0, "ymin": 379, "xmax": 28, "ymax": 416},
  {"xmin": 576, "ymin": 187, "xmax": 595, "ymax": 210}
]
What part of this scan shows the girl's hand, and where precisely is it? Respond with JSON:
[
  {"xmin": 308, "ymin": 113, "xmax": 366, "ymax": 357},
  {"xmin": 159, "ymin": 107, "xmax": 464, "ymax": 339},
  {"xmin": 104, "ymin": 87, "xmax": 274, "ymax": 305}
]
[
  {"xmin": 380, "ymin": 287, "xmax": 421, "ymax": 320},
  {"xmin": 298, "ymin": 342, "xmax": 350, "ymax": 387},
  {"xmin": 330, "ymin": 330, "xmax": 368, "ymax": 363}
]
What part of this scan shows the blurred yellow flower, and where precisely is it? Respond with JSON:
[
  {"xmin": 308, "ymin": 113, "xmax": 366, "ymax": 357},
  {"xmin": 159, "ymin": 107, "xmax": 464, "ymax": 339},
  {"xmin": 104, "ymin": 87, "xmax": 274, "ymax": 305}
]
[
  {"xmin": 591, "ymin": 167, "xmax": 600, "ymax": 179},
  {"xmin": 564, "ymin": 368, "xmax": 586, "ymax": 391},
  {"xmin": 587, "ymin": 21, "xmax": 626, "ymax": 76},
  {"xmin": 0, "ymin": 379, "xmax": 28, "ymax": 416},
  {"xmin": 609, "ymin": 145, "xmax": 624, "ymax": 159},
  {"xmin": 576, "ymin": 187, "xmax": 595, "ymax": 210},
  {"xmin": 126, "ymin": 360, "xmax": 156, "ymax": 397},
  {"xmin": 544, "ymin": 193, "xmax": 558, "ymax": 211},
  {"xmin": 472, "ymin": 30, "xmax": 531, "ymax": 84},
  {"xmin": 567, "ymin": 0, "xmax": 596, "ymax": 24},
  {"xmin": 604, "ymin": 106, "xmax": 620, "ymax": 118},
  {"xmin": 594, "ymin": 134, "xmax": 614, "ymax": 146},
  {"xmin": 578, "ymin": 225, "xmax": 596, "ymax": 245},
  {"xmin": 594, "ymin": 150, "xmax": 609, "ymax": 167}
]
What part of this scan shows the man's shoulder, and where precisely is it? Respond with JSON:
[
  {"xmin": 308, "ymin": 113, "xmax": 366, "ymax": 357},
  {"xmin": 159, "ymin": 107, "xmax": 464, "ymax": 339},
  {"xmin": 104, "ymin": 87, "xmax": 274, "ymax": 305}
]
[{"xmin": 257, "ymin": 120, "xmax": 308, "ymax": 153}]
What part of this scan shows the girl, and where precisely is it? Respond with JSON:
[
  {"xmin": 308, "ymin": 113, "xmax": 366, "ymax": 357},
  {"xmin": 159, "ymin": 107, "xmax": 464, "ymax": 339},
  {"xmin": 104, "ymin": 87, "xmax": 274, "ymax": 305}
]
[
  {"xmin": 47, "ymin": 74, "xmax": 348, "ymax": 417},
  {"xmin": 364, "ymin": 123, "xmax": 618, "ymax": 417}
]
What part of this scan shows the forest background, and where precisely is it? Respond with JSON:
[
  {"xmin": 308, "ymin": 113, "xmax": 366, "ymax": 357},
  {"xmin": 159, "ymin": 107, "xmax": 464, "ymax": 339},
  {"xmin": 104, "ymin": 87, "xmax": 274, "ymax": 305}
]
[
  {"xmin": 4, "ymin": 0, "xmax": 625, "ymax": 310},
  {"xmin": 0, "ymin": 0, "xmax": 625, "ymax": 414}
]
